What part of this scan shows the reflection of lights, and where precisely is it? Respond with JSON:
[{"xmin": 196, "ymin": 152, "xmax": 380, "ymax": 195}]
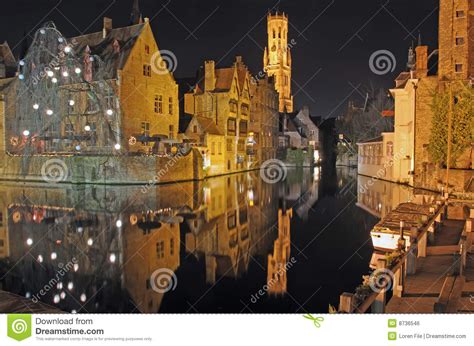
[
  {"xmin": 33, "ymin": 103, "xmax": 39, "ymax": 110},
  {"xmin": 22, "ymin": 130, "xmax": 30, "ymax": 136},
  {"xmin": 68, "ymin": 282, "xmax": 74, "ymax": 291},
  {"xmin": 75, "ymin": 67, "xmax": 81, "ymax": 74},
  {"xmin": 115, "ymin": 220, "xmax": 122, "ymax": 228},
  {"xmin": 84, "ymin": 124, "xmax": 91, "ymax": 132},
  {"xmin": 106, "ymin": 109, "xmax": 113, "ymax": 115},
  {"xmin": 64, "ymin": 46, "xmax": 72, "ymax": 53},
  {"xmin": 109, "ymin": 253, "xmax": 116, "ymax": 263},
  {"xmin": 47, "ymin": 70, "xmax": 54, "ymax": 77},
  {"xmin": 77, "ymin": 227, "xmax": 83, "ymax": 233},
  {"xmin": 71, "ymin": 310, "xmax": 77, "ymax": 314},
  {"xmin": 51, "ymin": 252, "xmax": 57, "ymax": 260},
  {"xmin": 57, "ymin": 282, "xmax": 63, "ymax": 289},
  {"xmin": 314, "ymin": 150, "xmax": 320, "ymax": 162},
  {"xmin": 60, "ymin": 291, "xmax": 66, "ymax": 299},
  {"xmin": 25, "ymin": 292, "xmax": 31, "ymax": 298},
  {"xmin": 37, "ymin": 255, "xmax": 43, "ymax": 263},
  {"xmin": 247, "ymin": 189, "xmax": 254, "ymax": 206},
  {"xmin": 87, "ymin": 238, "xmax": 93, "ymax": 246},
  {"xmin": 26, "ymin": 238, "xmax": 33, "ymax": 246},
  {"xmin": 51, "ymin": 77, "xmax": 58, "ymax": 84},
  {"xmin": 114, "ymin": 143, "xmax": 121, "ymax": 150},
  {"xmin": 53, "ymin": 294, "xmax": 60, "ymax": 304},
  {"xmin": 203, "ymin": 187, "xmax": 211, "ymax": 205},
  {"xmin": 80, "ymin": 293, "xmax": 87, "ymax": 302},
  {"xmin": 73, "ymin": 263, "xmax": 79, "ymax": 272},
  {"xmin": 68, "ymin": 100, "xmax": 75, "ymax": 106}
]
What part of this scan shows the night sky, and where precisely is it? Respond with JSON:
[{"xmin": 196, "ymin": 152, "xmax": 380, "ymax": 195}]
[{"xmin": 0, "ymin": 0, "xmax": 439, "ymax": 117}]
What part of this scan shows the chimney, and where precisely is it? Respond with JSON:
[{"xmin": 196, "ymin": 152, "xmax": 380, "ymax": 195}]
[
  {"xmin": 103, "ymin": 17, "xmax": 112, "ymax": 38},
  {"xmin": 204, "ymin": 60, "xmax": 215, "ymax": 91},
  {"xmin": 415, "ymin": 45, "xmax": 428, "ymax": 77}
]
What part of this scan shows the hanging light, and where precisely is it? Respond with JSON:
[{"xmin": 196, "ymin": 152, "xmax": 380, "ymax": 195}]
[
  {"xmin": 106, "ymin": 109, "xmax": 113, "ymax": 115},
  {"xmin": 60, "ymin": 291, "xmax": 66, "ymax": 299},
  {"xmin": 114, "ymin": 143, "xmax": 121, "ymax": 150},
  {"xmin": 40, "ymin": 29, "xmax": 46, "ymax": 34},
  {"xmin": 67, "ymin": 282, "xmax": 74, "ymax": 290},
  {"xmin": 75, "ymin": 145, "xmax": 81, "ymax": 151},
  {"xmin": 58, "ymin": 37, "xmax": 64, "ymax": 43},
  {"xmin": 75, "ymin": 67, "xmax": 81, "ymax": 74},
  {"xmin": 19, "ymin": 60, "xmax": 25, "ymax": 66},
  {"xmin": 109, "ymin": 253, "xmax": 117, "ymax": 263},
  {"xmin": 47, "ymin": 70, "xmax": 54, "ymax": 77},
  {"xmin": 33, "ymin": 104, "xmax": 39, "ymax": 110},
  {"xmin": 115, "ymin": 220, "xmax": 122, "ymax": 228},
  {"xmin": 53, "ymin": 294, "xmax": 60, "ymax": 304},
  {"xmin": 46, "ymin": 109, "xmax": 53, "ymax": 115},
  {"xmin": 64, "ymin": 46, "xmax": 72, "ymax": 53},
  {"xmin": 51, "ymin": 252, "xmax": 57, "ymax": 260},
  {"xmin": 22, "ymin": 130, "xmax": 30, "ymax": 136},
  {"xmin": 18, "ymin": 74, "xmax": 24, "ymax": 80},
  {"xmin": 37, "ymin": 255, "xmax": 43, "ymax": 263},
  {"xmin": 80, "ymin": 293, "xmax": 87, "ymax": 302},
  {"xmin": 52, "ymin": 77, "xmax": 58, "ymax": 83},
  {"xmin": 84, "ymin": 124, "xmax": 91, "ymax": 132},
  {"xmin": 26, "ymin": 238, "xmax": 33, "ymax": 246},
  {"xmin": 68, "ymin": 100, "xmax": 75, "ymax": 106},
  {"xmin": 87, "ymin": 238, "xmax": 93, "ymax": 246}
]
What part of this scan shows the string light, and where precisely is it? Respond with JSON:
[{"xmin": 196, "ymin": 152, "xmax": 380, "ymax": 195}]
[
  {"xmin": 75, "ymin": 145, "xmax": 81, "ymax": 151},
  {"xmin": 115, "ymin": 220, "xmax": 122, "ymax": 228},
  {"xmin": 18, "ymin": 74, "xmax": 24, "ymax": 80},
  {"xmin": 22, "ymin": 130, "xmax": 30, "ymax": 136},
  {"xmin": 64, "ymin": 46, "xmax": 72, "ymax": 53},
  {"xmin": 46, "ymin": 109, "xmax": 53, "ymax": 115},
  {"xmin": 47, "ymin": 70, "xmax": 54, "ymax": 77},
  {"xmin": 19, "ymin": 60, "xmax": 25, "ymax": 66},
  {"xmin": 51, "ymin": 252, "xmax": 57, "ymax": 260},
  {"xmin": 52, "ymin": 77, "xmax": 58, "ymax": 83},
  {"xmin": 75, "ymin": 67, "xmax": 81, "ymax": 74},
  {"xmin": 84, "ymin": 124, "xmax": 91, "ymax": 132},
  {"xmin": 68, "ymin": 100, "xmax": 75, "ymax": 106},
  {"xmin": 33, "ymin": 104, "xmax": 39, "ymax": 110},
  {"xmin": 114, "ymin": 143, "xmax": 121, "ymax": 150},
  {"xmin": 106, "ymin": 109, "xmax": 113, "ymax": 115},
  {"xmin": 26, "ymin": 238, "xmax": 33, "ymax": 246},
  {"xmin": 62, "ymin": 71, "xmax": 69, "ymax": 77}
]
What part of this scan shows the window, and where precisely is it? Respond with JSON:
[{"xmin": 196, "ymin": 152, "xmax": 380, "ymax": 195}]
[
  {"xmin": 156, "ymin": 241, "xmax": 165, "ymax": 259},
  {"xmin": 211, "ymin": 142, "xmax": 216, "ymax": 155},
  {"xmin": 456, "ymin": 10, "xmax": 465, "ymax": 18},
  {"xmin": 218, "ymin": 142, "xmax": 222, "ymax": 155},
  {"xmin": 169, "ymin": 125, "xmax": 174, "ymax": 139},
  {"xmin": 227, "ymin": 212, "xmax": 236, "ymax": 229},
  {"xmin": 239, "ymin": 120, "xmax": 248, "ymax": 135},
  {"xmin": 227, "ymin": 118, "xmax": 236, "ymax": 135},
  {"xmin": 229, "ymin": 101, "xmax": 238, "ymax": 113},
  {"xmin": 455, "ymin": 63, "xmax": 463, "ymax": 73},
  {"xmin": 0, "ymin": 212, "xmax": 3, "ymax": 227},
  {"xmin": 141, "ymin": 122, "xmax": 150, "ymax": 136},
  {"xmin": 143, "ymin": 64, "xmax": 151, "ymax": 77},
  {"xmin": 456, "ymin": 36, "xmax": 465, "ymax": 45},
  {"xmin": 145, "ymin": 44, "xmax": 150, "ymax": 54},
  {"xmin": 273, "ymin": 30, "xmax": 276, "ymax": 39},
  {"xmin": 241, "ymin": 104, "xmax": 249, "ymax": 116},
  {"xmin": 64, "ymin": 123, "xmax": 74, "ymax": 137},
  {"xmin": 193, "ymin": 125, "xmax": 198, "ymax": 133},
  {"xmin": 168, "ymin": 97, "xmax": 173, "ymax": 115},
  {"xmin": 154, "ymin": 95, "xmax": 163, "ymax": 113},
  {"xmin": 227, "ymin": 138, "xmax": 233, "ymax": 152}
]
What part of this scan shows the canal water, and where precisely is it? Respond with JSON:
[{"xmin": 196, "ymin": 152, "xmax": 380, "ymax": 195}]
[{"xmin": 0, "ymin": 166, "xmax": 416, "ymax": 313}]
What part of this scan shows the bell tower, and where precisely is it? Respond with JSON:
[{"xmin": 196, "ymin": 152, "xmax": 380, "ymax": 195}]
[
  {"xmin": 264, "ymin": 12, "xmax": 293, "ymax": 113},
  {"xmin": 438, "ymin": 0, "xmax": 474, "ymax": 81}
]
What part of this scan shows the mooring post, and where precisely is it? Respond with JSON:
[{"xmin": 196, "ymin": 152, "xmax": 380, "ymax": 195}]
[
  {"xmin": 338, "ymin": 292, "xmax": 355, "ymax": 313},
  {"xmin": 371, "ymin": 258, "xmax": 388, "ymax": 313}
]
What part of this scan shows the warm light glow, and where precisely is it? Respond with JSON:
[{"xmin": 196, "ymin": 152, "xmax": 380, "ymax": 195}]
[
  {"xmin": 51, "ymin": 77, "xmax": 58, "ymax": 83},
  {"xmin": 115, "ymin": 220, "xmax": 123, "ymax": 228},
  {"xmin": 80, "ymin": 293, "xmax": 87, "ymax": 302},
  {"xmin": 46, "ymin": 109, "xmax": 53, "ymax": 115},
  {"xmin": 64, "ymin": 46, "xmax": 72, "ymax": 53},
  {"xmin": 87, "ymin": 238, "xmax": 93, "ymax": 246},
  {"xmin": 106, "ymin": 109, "xmax": 113, "ymax": 115},
  {"xmin": 47, "ymin": 70, "xmax": 54, "ymax": 77},
  {"xmin": 69, "ymin": 100, "xmax": 75, "ymax": 106},
  {"xmin": 51, "ymin": 252, "xmax": 57, "ymax": 260},
  {"xmin": 84, "ymin": 125, "xmax": 91, "ymax": 132},
  {"xmin": 33, "ymin": 103, "xmax": 39, "ymax": 110},
  {"xmin": 75, "ymin": 67, "xmax": 81, "ymax": 74},
  {"xmin": 114, "ymin": 143, "xmax": 121, "ymax": 150},
  {"xmin": 109, "ymin": 253, "xmax": 117, "ymax": 263},
  {"xmin": 26, "ymin": 238, "xmax": 33, "ymax": 246},
  {"xmin": 22, "ymin": 130, "xmax": 30, "ymax": 136},
  {"xmin": 62, "ymin": 71, "xmax": 69, "ymax": 77}
]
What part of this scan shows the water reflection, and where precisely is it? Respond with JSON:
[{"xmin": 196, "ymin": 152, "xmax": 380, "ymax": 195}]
[{"xmin": 0, "ymin": 167, "xmax": 431, "ymax": 313}]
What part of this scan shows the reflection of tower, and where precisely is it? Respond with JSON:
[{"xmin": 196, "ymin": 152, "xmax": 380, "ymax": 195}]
[
  {"xmin": 263, "ymin": 12, "xmax": 293, "ymax": 113},
  {"xmin": 267, "ymin": 208, "xmax": 292, "ymax": 295},
  {"xmin": 438, "ymin": 0, "xmax": 474, "ymax": 80}
]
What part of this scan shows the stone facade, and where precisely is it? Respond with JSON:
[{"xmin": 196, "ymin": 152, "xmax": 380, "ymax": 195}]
[
  {"xmin": 264, "ymin": 12, "xmax": 293, "ymax": 113},
  {"xmin": 249, "ymin": 75, "xmax": 279, "ymax": 165}
]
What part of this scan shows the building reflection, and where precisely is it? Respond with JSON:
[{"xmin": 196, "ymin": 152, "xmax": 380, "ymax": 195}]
[{"xmin": 0, "ymin": 168, "xmax": 320, "ymax": 312}]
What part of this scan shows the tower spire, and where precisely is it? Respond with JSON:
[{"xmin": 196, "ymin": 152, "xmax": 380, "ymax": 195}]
[{"xmin": 130, "ymin": 0, "xmax": 142, "ymax": 25}]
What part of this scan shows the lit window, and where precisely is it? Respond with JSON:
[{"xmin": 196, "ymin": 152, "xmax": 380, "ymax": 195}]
[
  {"xmin": 168, "ymin": 97, "xmax": 173, "ymax": 115},
  {"xmin": 456, "ymin": 10, "xmax": 465, "ymax": 18},
  {"xmin": 154, "ymin": 95, "xmax": 163, "ymax": 113},
  {"xmin": 169, "ymin": 125, "xmax": 174, "ymax": 139},
  {"xmin": 141, "ymin": 122, "xmax": 150, "ymax": 136},
  {"xmin": 455, "ymin": 63, "xmax": 463, "ymax": 73},
  {"xmin": 143, "ymin": 64, "xmax": 151, "ymax": 77},
  {"xmin": 145, "ymin": 44, "xmax": 150, "ymax": 54},
  {"xmin": 456, "ymin": 37, "xmax": 465, "ymax": 45},
  {"xmin": 156, "ymin": 241, "xmax": 165, "ymax": 259}
]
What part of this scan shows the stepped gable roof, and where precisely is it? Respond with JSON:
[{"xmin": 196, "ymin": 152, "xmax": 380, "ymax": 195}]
[{"xmin": 69, "ymin": 23, "xmax": 145, "ymax": 79}]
